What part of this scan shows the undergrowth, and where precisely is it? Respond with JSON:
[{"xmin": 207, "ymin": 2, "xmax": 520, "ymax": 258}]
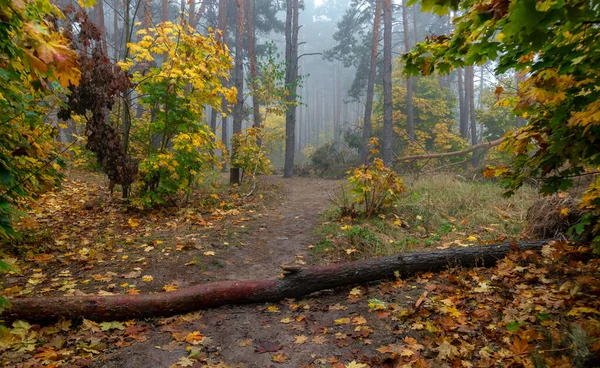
[{"xmin": 314, "ymin": 173, "xmax": 538, "ymax": 260}]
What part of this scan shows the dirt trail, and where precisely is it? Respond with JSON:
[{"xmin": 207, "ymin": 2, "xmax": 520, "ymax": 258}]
[{"xmin": 216, "ymin": 176, "xmax": 336, "ymax": 280}]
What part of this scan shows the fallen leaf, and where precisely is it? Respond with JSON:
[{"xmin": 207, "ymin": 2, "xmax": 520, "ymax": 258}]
[{"xmin": 294, "ymin": 335, "xmax": 308, "ymax": 344}]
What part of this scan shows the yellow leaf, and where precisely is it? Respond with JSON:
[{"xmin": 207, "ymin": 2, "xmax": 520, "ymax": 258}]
[
  {"xmin": 142, "ymin": 275, "xmax": 154, "ymax": 282},
  {"xmin": 567, "ymin": 307, "xmax": 600, "ymax": 316},
  {"xmin": 128, "ymin": 218, "xmax": 140, "ymax": 228},
  {"xmin": 163, "ymin": 283, "xmax": 178, "ymax": 292},
  {"xmin": 77, "ymin": 0, "xmax": 97, "ymax": 7}
]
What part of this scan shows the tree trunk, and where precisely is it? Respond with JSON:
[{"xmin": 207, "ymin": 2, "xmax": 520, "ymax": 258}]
[
  {"xmin": 382, "ymin": 0, "xmax": 393, "ymax": 166},
  {"xmin": 457, "ymin": 69, "xmax": 468, "ymax": 139},
  {"xmin": 361, "ymin": 0, "xmax": 382, "ymax": 164},
  {"xmin": 402, "ymin": 0, "xmax": 414, "ymax": 139},
  {"xmin": 216, "ymin": 0, "xmax": 229, "ymax": 170},
  {"xmin": 283, "ymin": 0, "xmax": 299, "ymax": 178},
  {"xmin": 394, "ymin": 138, "xmax": 502, "ymax": 162},
  {"xmin": 3, "ymin": 241, "xmax": 546, "ymax": 322},
  {"xmin": 94, "ymin": 0, "xmax": 107, "ymax": 54},
  {"xmin": 230, "ymin": 0, "xmax": 245, "ymax": 185},
  {"xmin": 162, "ymin": 0, "xmax": 168, "ymax": 22},
  {"xmin": 245, "ymin": 0, "xmax": 261, "ymax": 134},
  {"xmin": 113, "ymin": 0, "xmax": 120, "ymax": 60},
  {"xmin": 466, "ymin": 66, "xmax": 477, "ymax": 146},
  {"xmin": 515, "ymin": 71, "xmax": 526, "ymax": 128}
]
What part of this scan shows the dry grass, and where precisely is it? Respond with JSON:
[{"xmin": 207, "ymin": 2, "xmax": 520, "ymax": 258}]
[
  {"xmin": 396, "ymin": 173, "xmax": 539, "ymax": 240},
  {"xmin": 524, "ymin": 193, "xmax": 584, "ymax": 240}
]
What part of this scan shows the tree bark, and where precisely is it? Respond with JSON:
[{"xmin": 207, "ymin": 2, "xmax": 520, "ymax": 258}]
[
  {"xmin": 283, "ymin": 0, "xmax": 299, "ymax": 178},
  {"xmin": 457, "ymin": 68, "xmax": 468, "ymax": 139},
  {"xmin": 245, "ymin": 0, "xmax": 261, "ymax": 133},
  {"xmin": 361, "ymin": 0, "xmax": 382, "ymax": 164},
  {"xmin": 94, "ymin": 0, "xmax": 107, "ymax": 54},
  {"xmin": 3, "ymin": 241, "xmax": 546, "ymax": 322},
  {"xmin": 402, "ymin": 0, "xmax": 414, "ymax": 138},
  {"xmin": 466, "ymin": 66, "xmax": 477, "ymax": 145},
  {"xmin": 382, "ymin": 0, "xmax": 393, "ymax": 166},
  {"xmin": 515, "ymin": 71, "xmax": 526, "ymax": 128},
  {"xmin": 216, "ymin": 0, "xmax": 229, "ymax": 170},
  {"xmin": 230, "ymin": 0, "xmax": 245, "ymax": 185},
  {"xmin": 395, "ymin": 138, "xmax": 502, "ymax": 162},
  {"xmin": 162, "ymin": 0, "xmax": 168, "ymax": 22}
]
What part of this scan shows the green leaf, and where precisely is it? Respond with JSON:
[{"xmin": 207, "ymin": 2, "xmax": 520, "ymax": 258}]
[
  {"xmin": 99, "ymin": 321, "xmax": 125, "ymax": 331},
  {"xmin": 507, "ymin": 321, "xmax": 520, "ymax": 331}
]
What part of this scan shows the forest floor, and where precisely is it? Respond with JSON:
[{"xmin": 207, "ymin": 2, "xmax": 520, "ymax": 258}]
[{"xmin": 1, "ymin": 172, "xmax": 600, "ymax": 367}]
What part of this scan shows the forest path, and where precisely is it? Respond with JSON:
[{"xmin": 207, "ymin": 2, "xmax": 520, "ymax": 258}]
[
  {"xmin": 94, "ymin": 176, "xmax": 383, "ymax": 368},
  {"xmin": 213, "ymin": 175, "xmax": 337, "ymax": 281}
]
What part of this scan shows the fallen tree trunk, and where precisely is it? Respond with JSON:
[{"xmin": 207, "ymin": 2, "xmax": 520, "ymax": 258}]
[
  {"xmin": 395, "ymin": 138, "xmax": 503, "ymax": 162},
  {"xmin": 3, "ymin": 241, "xmax": 546, "ymax": 322}
]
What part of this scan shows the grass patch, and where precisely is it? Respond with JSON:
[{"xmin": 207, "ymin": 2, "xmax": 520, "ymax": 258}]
[{"xmin": 313, "ymin": 173, "xmax": 539, "ymax": 260}]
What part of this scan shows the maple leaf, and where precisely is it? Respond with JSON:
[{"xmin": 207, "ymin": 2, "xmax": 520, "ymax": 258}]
[
  {"xmin": 176, "ymin": 356, "xmax": 194, "ymax": 367},
  {"xmin": 436, "ymin": 340, "xmax": 459, "ymax": 360},
  {"xmin": 294, "ymin": 335, "xmax": 308, "ymax": 344},
  {"xmin": 163, "ymin": 283, "xmax": 179, "ymax": 292},
  {"xmin": 312, "ymin": 335, "xmax": 327, "ymax": 344},
  {"xmin": 271, "ymin": 353, "xmax": 287, "ymax": 363},
  {"xmin": 100, "ymin": 321, "xmax": 125, "ymax": 331},
  {"xmin": 510, "ymin": 338, "xmax": 532, "ymax": 355},
  {"xmin": 142, "ymin": 275, "xmax": 154, "ymax": 282},
  {"xmin": 128, "ymin": 218, "xmax": 140, "ymax": 228},
  {"xmin": 238, "ymin": 338, "xmax": 253, "ymax": 347},
  {"xmin": 345, "ymin": 361, "xmax": 368, "ymax": 368},
  {"xmin": 254, "ymin": 340, "xmax": 281, "ymax": 353},
  {"xmin": 185, "ymin": 331, "xmax": 204, "ymax": 345},
  {"xmin": 33, "ymin": 347, "xmax": 59, "ymax": 361}
]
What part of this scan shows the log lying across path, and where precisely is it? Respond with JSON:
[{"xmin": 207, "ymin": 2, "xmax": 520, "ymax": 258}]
[{"xmin": 3, "ymin": 241, "xmax": 546, "ymax": 322}]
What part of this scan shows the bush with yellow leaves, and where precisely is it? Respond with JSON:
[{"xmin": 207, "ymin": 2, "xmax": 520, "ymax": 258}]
[{"xmin": 345, "ymin": 139, "xmax": 406, "ymax": 218}]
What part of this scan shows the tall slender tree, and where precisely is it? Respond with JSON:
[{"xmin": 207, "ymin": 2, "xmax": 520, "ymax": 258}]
[
  {"xmin": 283, "ymin": 0, "xmax": 299, "ymax": 178},
  {"xmin": 382, "ymin": 0, "xmax": 393, "ymax": 166},
  {"xmin": 457, "ymin": 68, "xmax": 468, "ymax": 138},
  {"xmin": 245, "ymin": 0, "xmax": 261, "ymax": 132},
  {"xmin": 230, "ymin": 0, "xmax": 245, "ymax": 184},
  {"xmin": 402, "ymin": 0, "xmax": 414, "ymax": 138},
  {"xmin": 465, "ymin": 66, "xmax": 477, "ymax": 145},
  {"xmin": 361, "ymin": 0, "xmax": 382, "ymax": 164}
]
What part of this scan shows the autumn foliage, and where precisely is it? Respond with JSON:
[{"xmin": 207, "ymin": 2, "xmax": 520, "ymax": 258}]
[{"xmin": 405, "ymin": 0, "xmax": 600, "ymax": 245}]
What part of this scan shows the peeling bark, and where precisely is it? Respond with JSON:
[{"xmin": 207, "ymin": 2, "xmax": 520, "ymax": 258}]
[{"xmin": 3, "ymin": 241, "xmax": 546, "ymax": 322}]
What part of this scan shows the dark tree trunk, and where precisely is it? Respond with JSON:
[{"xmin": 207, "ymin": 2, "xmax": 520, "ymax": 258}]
[
  {"xmin": 382, "ymin": 0, "xmax": 393, "ymax": 166},
  {"xmin": 283, "ymin": 0, "xmax": 299, "ymax": 178},
  {"xmin": 402, "ymin": 0, "xmax": 414, "ymax": 139},
  {"xmin": 515, "ymin": 71, "xmax": 526, "ymax": 128},
  {"xmin": 94, "ymin": 0, "xmax": 107, "ymax": 54},
  {"xmin": 457, "ymin": 69, "xmax": 468, "ymax": 139},
  {"xmin": 216, "ymin": 0, "xmax": 229, "ymax": 170},
  {"xmin": 245, "ymin": 0, "xmax": 261, "ymax": 134},
  {"xmin": 466, "ymin": 66, "xmax": 477, "ymax": 145},
  {"xmin": 230, "ymin": 0, "xmax": 245, "ymax": 185},
  {"xmin": 3, "ymin": 241, "xmax": 546, "ymax": 322},
  {"xmin": 361, "ymin": 0, "xmax": 382, "ymax": 164},
  {"xmin": 162, "ymin": 0, "xmax": 168, "ymax": 22}
]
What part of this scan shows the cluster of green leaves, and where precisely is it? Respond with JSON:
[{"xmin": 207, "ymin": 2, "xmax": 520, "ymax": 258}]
[{"xmin": 405, "ymin": 0, "xmax": 600, "ymax": 245}]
